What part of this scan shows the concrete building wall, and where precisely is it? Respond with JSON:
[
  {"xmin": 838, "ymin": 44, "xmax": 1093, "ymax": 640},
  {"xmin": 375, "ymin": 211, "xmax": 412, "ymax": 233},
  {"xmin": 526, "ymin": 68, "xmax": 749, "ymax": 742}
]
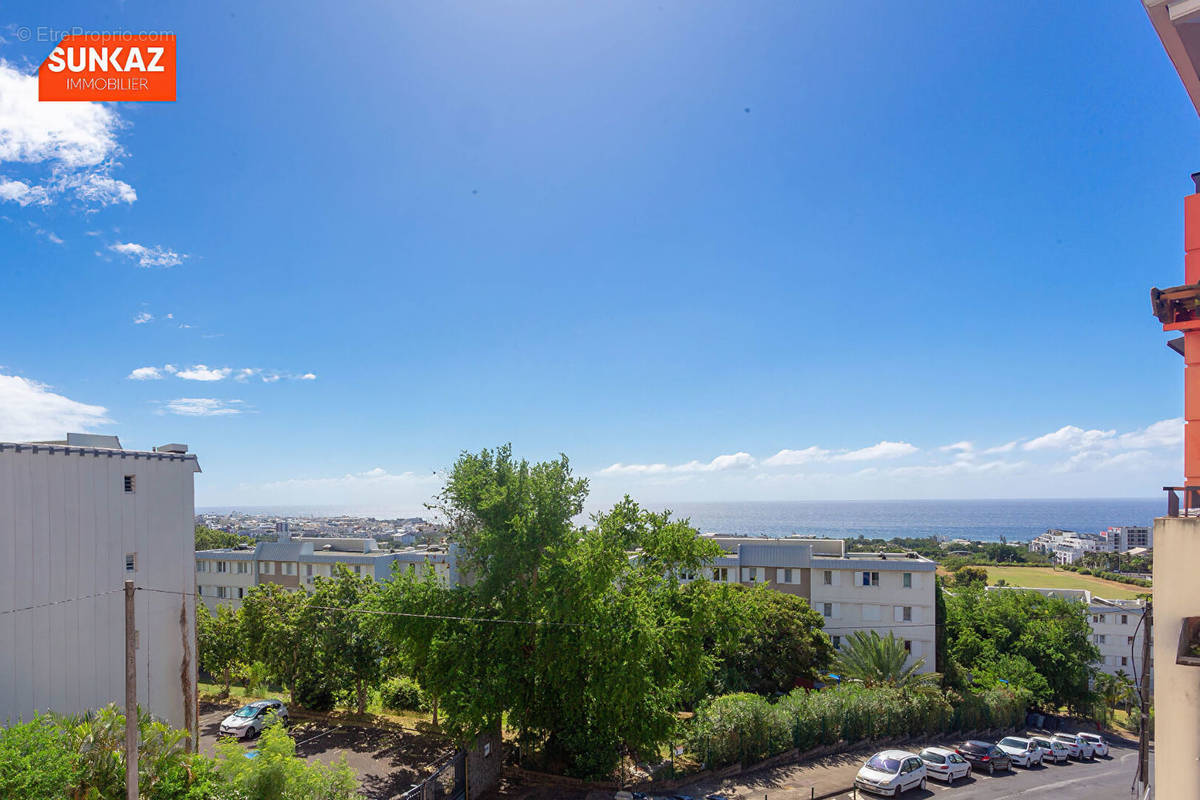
[
  {"xmin": 0, "ymin": 443, "xmax": 199, "ymax": 740},
  {"xmin": 1153, "ymin": 515, "xmax": 1200, "ymax": 798}
]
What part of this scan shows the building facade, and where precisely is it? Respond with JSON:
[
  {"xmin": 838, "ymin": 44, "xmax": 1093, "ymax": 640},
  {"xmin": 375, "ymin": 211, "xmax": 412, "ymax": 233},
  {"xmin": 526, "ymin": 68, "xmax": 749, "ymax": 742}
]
[
  {"xmin": 0, "ymin": 434, "xmax": 200, "ymax": 741},
  {"xmin": 697, "ymin": 535, "xmax": 938, "ymax": 672},
  {"xmin": 196, "ymin": 537, "xmax": 458, "ymax": 610}
]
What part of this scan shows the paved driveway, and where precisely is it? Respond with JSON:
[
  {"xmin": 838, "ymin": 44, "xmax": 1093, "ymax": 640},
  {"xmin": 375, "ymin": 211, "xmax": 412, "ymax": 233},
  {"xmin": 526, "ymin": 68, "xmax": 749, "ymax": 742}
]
[{"xmin": 198, "ymin": 702, "xmax": 453, "ymax": 799}]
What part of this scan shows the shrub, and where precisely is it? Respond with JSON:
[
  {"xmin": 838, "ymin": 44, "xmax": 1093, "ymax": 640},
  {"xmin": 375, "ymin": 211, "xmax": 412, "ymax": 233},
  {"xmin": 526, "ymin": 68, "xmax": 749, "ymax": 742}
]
[
  {"xmin": 0, "ymin": 715, "xmax": 80, "ymax": 800},
  {"xmin": 291, "ymin": 674, "xmax": 337, "ymax": 712},
  {"xmin": 214, "ymin": 723, "xmax": 357, "ymax": 800},
  {"xmin": 380, "ymin": 676, "xmax": 426, "ymax": 712},
  {"xmin": 686, "ymin": 693, "xmax": 791, "ymax": 768}
]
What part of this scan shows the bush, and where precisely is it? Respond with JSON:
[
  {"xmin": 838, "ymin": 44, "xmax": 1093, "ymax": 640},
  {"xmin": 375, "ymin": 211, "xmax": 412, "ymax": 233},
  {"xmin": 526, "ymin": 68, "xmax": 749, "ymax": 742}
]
[
  {"xmin": 0, "ymin": 715, "xmax": 79, "ymax": 800},
  {"xmin": 688, "ymin": 684, "xmax": 1026, "ymax": 769},
  {"xmin": 215, "ymin": 723, "xmax": 357, "ymax": 800},
  {"xmin": 292, "ymin": 674, "xmax": 337, "ymax": 712},
  {"xmin": 686, "ymin": 693, "xmax": 791, "ymax": 768},
  {"xmin": 380, "ymin": 676, "xmax": 425, "ymax": 712}
]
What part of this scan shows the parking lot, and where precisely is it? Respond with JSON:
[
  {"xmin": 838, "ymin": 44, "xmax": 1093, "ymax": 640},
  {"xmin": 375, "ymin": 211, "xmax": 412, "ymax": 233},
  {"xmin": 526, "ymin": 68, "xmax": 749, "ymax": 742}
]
[
  {"xmin": 197, "ymin": 700, "xmax": 454, "ymax": 800},
  {"xmin": 676, "ymin": 733, "xmax": 1144, "ymax": 800}
]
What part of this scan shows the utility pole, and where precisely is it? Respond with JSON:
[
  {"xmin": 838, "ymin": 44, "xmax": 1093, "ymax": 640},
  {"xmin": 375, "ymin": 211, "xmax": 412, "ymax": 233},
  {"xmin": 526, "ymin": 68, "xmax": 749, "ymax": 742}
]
[
  {"xmin": 124, "ymin": 580, "xmax": 138, "ymax": 800},
  {"xmin": 1138, "ymin": 601, "xmax": 1153, "ymax": 795}
]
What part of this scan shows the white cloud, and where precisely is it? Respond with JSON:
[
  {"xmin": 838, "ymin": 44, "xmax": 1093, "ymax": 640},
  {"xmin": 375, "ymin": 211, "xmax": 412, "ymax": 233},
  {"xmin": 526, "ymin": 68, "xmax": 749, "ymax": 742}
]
[
  {"xmin": 108, "ymin": 242, "xmax": 186, "ymax": 268},
  {"xmin": 127, "ymin": 366, "xmax": 164, "ymax": 380},
  {"xmin": 982, "ymin": 440, "xmax": 1019, "ymax": 454},
  {"xmin": 1022, "ymin": 425, "xmax": 1115, "ymax": 452},
  {"xmin": 939, "ymin": 441, "xmax": 973, "ymax": 454},
  {"xmin": 600, "ymin": 451, "xmax": 755, "ymax": 475},
  {"xmin": 163, "ymin": 398, "xmax": 245, "ymax": 417},
  {"xmin": 763, "ymin": 446, "xmax": 831, "ymax": 466},
  {"xmin": 133, "ymin": 312, "xmax": 153, "ymax": 325},
  {"xmin": 0, "ymin": 61, "xmax": 135, "ymax": 208},
  {"xmin": 833, "ymin": 440, "xmax": 919, "ymax": 462},
  {"xmin": 1117, "ymin": 418, "xmax": 1182, "ymax": 450},
  {"xmin": 299, "ymin": 373, "xmax": 317, "ymax": 380},
  {"xmin": 0, "ymin": 374, "xmax": 111, "ymax": 440},
  {"xmin": 175, "ymin": 365, "xmax": 232, "ymax": 382}
]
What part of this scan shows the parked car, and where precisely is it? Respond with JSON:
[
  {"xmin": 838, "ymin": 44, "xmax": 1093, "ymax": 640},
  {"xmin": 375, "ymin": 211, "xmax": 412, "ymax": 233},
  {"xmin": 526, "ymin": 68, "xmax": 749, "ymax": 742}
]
[
  {"xmin": 218, "ymin": 699, "xmax": 289, "ymax": 739},
  {"xmin": 1030, "ymin": 736, "xmax": 1070, "ymax": 764},
  {"xmin": 996, "ymin": 736, "xmax": 1043, "ymax": 768},
  {"xmin": 1052, "ymin": 732, "xmax": 1095, "ymax": 760},
  {"xmin": 854, "ymin": 750, "xmax": 928, "ymax": 796},
  {"xmin": 1078, "ymin": 732, "xmax": 1109, "ymax": 757},
  {"xmin": 918, "ymin": 747, "xmax": 971, "ymax": 784},
  {"xmin": 955, "ymin": 740, "xmax": 1011, "ymax": 775}
]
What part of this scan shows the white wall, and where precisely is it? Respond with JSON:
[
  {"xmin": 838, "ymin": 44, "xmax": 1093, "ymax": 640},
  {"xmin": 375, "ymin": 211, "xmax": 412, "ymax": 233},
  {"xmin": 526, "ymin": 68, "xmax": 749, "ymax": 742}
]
[{"xmin": 0, "ymin": 445, "xmax": 198, "ymax": 742}]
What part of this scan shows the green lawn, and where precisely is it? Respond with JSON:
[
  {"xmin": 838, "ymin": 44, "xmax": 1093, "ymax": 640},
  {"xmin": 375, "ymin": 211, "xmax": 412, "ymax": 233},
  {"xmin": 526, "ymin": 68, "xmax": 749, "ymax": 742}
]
[{"xmin": 983, "ymin": 566, "xmax": 1147, "ymax": 600}]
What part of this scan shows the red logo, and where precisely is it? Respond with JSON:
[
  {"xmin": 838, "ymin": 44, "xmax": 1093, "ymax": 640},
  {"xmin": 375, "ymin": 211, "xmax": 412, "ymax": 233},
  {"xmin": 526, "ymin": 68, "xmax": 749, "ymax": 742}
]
[{"xmin": 39, "ymin": 35, "xmax": 176, "ymax": 101}]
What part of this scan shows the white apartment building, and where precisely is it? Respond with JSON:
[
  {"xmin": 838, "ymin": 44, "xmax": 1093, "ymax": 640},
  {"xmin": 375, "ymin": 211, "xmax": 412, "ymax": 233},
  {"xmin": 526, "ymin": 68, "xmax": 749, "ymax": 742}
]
[
  {"xmin": 0, "ymin": 434, "xmax": 200, "ymax": 741},
  {"xmin": 699, "ymin": 535, "xmax": 938, "ymax": 673},
  {"xmin": 196, "ymin": 537, "xmax": 458, "ymax": 610},
  {"xmin": 1101, "ymin": 525, "xmax": 1153, "ymax": 553}
]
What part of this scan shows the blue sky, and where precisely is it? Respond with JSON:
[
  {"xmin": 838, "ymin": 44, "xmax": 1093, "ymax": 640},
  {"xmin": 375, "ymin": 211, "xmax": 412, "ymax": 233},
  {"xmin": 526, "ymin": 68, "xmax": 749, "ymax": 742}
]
[{"xmin": 0, "ymin": 0, "xmax": 1196, "ymax": 513}]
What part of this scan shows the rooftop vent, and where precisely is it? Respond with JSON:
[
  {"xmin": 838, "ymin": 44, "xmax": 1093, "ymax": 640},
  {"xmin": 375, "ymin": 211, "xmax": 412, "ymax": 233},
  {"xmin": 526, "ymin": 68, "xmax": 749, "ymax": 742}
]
[
  {"xmin": 154, "ymin": 443, "xmax": 188, "ymax": 454},
  {"xmin": 67, "ymin": 432, "xmax": 122, "ymax": 449}
]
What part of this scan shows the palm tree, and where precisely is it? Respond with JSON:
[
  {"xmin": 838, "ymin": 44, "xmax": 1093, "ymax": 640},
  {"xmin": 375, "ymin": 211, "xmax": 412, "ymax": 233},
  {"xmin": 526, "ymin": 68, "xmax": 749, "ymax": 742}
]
[
  {"xmin": 1096, "ymin": 671, "xmax": 1135, "ymax": 727},
  {"xmin": 833, "ymin": 630, "xmax": 940, "ymax": 688}
]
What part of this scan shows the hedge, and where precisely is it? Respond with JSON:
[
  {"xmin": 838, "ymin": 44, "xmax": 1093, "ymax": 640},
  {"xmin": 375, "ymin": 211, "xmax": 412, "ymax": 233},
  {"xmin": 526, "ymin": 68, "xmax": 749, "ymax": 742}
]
[{"xmin": 687, "ymin": 684, "xmax": 1025, "ymax": 769}]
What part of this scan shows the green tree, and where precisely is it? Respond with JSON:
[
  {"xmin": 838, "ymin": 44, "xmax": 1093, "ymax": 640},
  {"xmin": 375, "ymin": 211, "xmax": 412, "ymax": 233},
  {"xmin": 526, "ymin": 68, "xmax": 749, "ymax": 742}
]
[
  {"xmin": 240, "ymin": 583, "xmax": 307, "ymax": 692},
  {"xmin": 944, "ymin": 586, "xmax": 1098, "ymax": 711},
  {"xmin": 196, "ymin": 602, "xmax": 242, "ymax": 694},
  {"xmin": 1095, "ymin": 671, "xmax": 1134, "ymax": 726},
  {"xmin": 952, "ymin": 565, "xmax": 989, "ymax": 587},
  {"xmin": 380, "ymin": 447, "xmax": 745, "ymax": 779},
  {"xmin": 195, "ymin": 524, "xmax": 252, "ymax": 551},
  {"xmin": 833, "ymin": 630, "xmax": 939, "ymax": 688},
  {"xmin": 714, "ymin": 587, "xmax": 834, "ymax": 696},
  {"xmin": 304, "ymin": 565, "xmax": 388, "ymax": 715},
  {"xmin": 214, "ymin": 722, "xmax": 357, "ymax": 800}
]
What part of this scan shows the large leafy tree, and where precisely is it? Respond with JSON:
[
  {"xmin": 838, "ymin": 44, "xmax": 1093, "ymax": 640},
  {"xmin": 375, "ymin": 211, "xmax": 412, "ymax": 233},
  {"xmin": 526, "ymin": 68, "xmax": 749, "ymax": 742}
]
[
  {"xmin": 195, "ymin": 524, "xmax": 252, "ymax": 551},
  {"xmin": 943, "ymin": 586, "xmax": 1098, "ymax": 711},
  {"xmin": 378, "ymin": 447, "xmax": 758, "ymax": 779},
  {"xmin": 196, "ymin": 601, "xmax": 243, "ymax": 694},
  {"xmin": 240, "ymin": 583, "xmax": 308, "ymax": 691},
  {"xmin": 713, "ymin": 587, "xmax": 834, "ymax": 696},
  {"xmin": 833, "ymin": 630, "xmax": 939, "ymax": 688},
  {"xmin": 303, "ymin": 566, "xmax": 388, "ymax": 715}
]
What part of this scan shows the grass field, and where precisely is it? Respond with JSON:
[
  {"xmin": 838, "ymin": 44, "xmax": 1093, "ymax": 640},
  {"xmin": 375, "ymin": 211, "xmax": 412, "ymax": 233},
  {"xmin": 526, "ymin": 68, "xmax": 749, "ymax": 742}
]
[{"xmin": 936, "ymin": 565, "xmax": 1149, "ymax": 600}]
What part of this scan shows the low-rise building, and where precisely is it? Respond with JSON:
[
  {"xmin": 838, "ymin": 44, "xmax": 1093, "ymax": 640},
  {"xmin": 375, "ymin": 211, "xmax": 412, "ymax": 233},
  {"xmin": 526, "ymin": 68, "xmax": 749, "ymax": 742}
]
[
  {"xmin": 1101, "ymin": 525, "xmax": 1153, "ymax": 553},
  {"xmin": 697, "ymin": 535, "xmax": 938, "ymax": 673},
  {"xmin": 196, "ymin": 537, "xmax": 458, "ymax": 610}
]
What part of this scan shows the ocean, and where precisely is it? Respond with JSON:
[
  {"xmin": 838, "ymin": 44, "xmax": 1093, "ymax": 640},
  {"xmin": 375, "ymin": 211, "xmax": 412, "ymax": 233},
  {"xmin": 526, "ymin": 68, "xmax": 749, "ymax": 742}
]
[{"xmin": 197, "ymin": 498, "xmax": 1163, "ymax": 543}]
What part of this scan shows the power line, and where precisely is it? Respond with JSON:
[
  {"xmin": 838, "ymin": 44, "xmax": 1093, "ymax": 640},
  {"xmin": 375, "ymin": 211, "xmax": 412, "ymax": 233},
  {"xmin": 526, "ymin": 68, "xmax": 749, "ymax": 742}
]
[{"xmin": 0, "ymin": 588, "xmax": 124, "ymax": 617}]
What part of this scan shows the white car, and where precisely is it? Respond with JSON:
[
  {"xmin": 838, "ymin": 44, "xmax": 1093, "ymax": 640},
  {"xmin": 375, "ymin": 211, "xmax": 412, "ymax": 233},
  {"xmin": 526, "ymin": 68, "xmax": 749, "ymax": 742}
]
[
  {"xmin": 996, "ymin": 736, "xmax": 1044, "ymax": 767},
  {"xmin": 1052, "ymin": 732, "xmax": 1095, "ymax": 760},
  {"xmin": 1030, "ymin": 736, "xmax": 1069, "ymax": 764},
  {"xmin": 855, "ymin": 750, "xmax": 928, "ymax": 796},
  {"xmin": 1078, "ymin": 732, "xmax": 1109, "ymax": 757},
  {"xmin": 218, "ymin": 699, "xmax": 289, "ymax": 739},
  {"xmin": 918, "ymin": 747, "xmax": 971, "ymax": 784}
]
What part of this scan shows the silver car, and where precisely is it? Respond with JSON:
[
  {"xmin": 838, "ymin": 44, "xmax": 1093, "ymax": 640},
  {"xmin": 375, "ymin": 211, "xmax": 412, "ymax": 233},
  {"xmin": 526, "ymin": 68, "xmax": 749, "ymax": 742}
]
[
  {"xmin": 1051, "ymin": 732, "xmax": 1095, "ymax": 760},
  {"xmin": 1078, "ymin": 732, "xmax": 1109, "ymax": 757},
  {"xmin": 218, "ymin": 699, "xmax": 289, "ymax": 739},
  {"xmin": 997, "ymin": 736, "xmax": 1044, "ymax": 767}
]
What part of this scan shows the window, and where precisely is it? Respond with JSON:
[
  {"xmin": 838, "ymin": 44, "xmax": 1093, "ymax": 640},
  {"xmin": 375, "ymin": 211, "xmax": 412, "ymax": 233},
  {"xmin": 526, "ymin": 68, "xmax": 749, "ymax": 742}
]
[
  {"xmin": 1121, "ymin": 615, "xmax": 1128, "ymax": 625},
  {"xmin": 282, "ymin": 562, "xmax": 296, "ymax": 576},
  {"xmin": 904, "ymin": 640, "xmax": 912, "ymax": 653},
  {"xmin": 902, "ymin": 606, "xmax": 912, "ymax": 622},
  {"xmin": 196, "ymin": 561, "xmax": 206, "ymax": 573},
  {"xmin": 902, "ymin": 572, "xmax": 912, "ymax": 588},
  {"xmin": 123, "ymin": 475, "xmax": 135, "ymax": 493},
  {"xmin": 1095, "ymin": 634, "xmax": 1107, "ymax": 645},
  {"xmin": 832, "ymin": 635, "xmax": 841, "ymax": 649},
  {"xmin": 216, "ymin": 586, "xmax": 227, "ymax": 599},
  {"xmin": 125, "ymin": 553, "xmax": 137, "ymax": 573},
  {"xmin": 197, "ymin": 585, "xmax": 204, "ymax": 596},
  {"xmin": 1128, "ymin": 635, "xmax": 1135, "ymax": 644},
  {"xmin": 1122, "ymin": 656, "xmax": 1128, "ymax": 666},
  {"xmin": 1098, "ymin": 614, "xmax": 1106, "ymax": 624},
  {"xmin": 783, "ymin": 568, "xmax": 793, "ymax": 584},
  {"xmin": 237, "ymin": 587, "xmax": 244, "ymax": 599},
  {"xmin": 353, "ymin": 565, "xmax": 362, "ymax": 575},
  {"xmin": 260, "ymin": 561, "xmax": 274, "ymax": 575},
  {"xmin": 237, "ymin": 562, "xmax": 248, "ymax": 574},
  {"xmin": 823, "ymin": 569, "xmax": 833, "ymax": 585},
  {"xmin": 712, "ymin": 567, "xmax": 728, "ymax": 582},
  {"xmin": 306, "ymin": 564, "xmax": 313, "ymax": 576},
  {"xmin": 216, "ymin": 561, "xmax": 227, "ymax": 573},
  {"xmin": 822, "ymin": 602, "xmax": 833, "ymax": 617},
  {"xmin": 861, "ymin": 571, "xmax": 879, "ymax": 586}
]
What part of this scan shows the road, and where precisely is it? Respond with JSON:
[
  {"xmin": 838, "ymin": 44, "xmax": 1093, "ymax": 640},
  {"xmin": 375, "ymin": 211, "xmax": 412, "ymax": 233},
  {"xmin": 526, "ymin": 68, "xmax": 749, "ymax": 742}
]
[{"xmin": 830, "ymin": 749, "xmax": 1145, "ymax": 800}]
